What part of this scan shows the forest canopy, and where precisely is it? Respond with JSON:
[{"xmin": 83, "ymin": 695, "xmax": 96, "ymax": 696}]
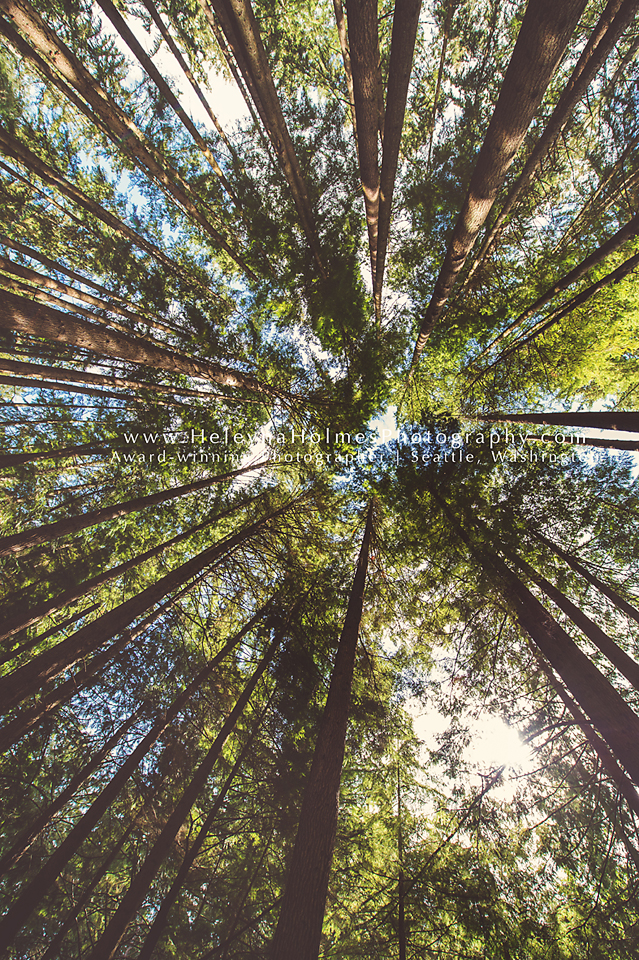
[{"xmin": 1, "ymin": 1, "xmax": 639, "ymax": 958}]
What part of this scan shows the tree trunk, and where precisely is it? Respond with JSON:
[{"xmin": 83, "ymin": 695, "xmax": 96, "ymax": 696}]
[
  {"xmin": 487, "ymin": 250, "xmax": 639, "ymax": 363},
  {"xmin": 0, "ymin": 357, "xmax": 225, "ymax": 402},
  {"xmin": 0, "ymin": 126, "xmax": 194, "ymax": 280},
  {"xmin": 347, "ymin": 0, "xmax": 382, "ymax": 295},
  {"xmin": 531, "ymin": 647, "xmax": 639, "ymax": 820},
  {"xmin": 502, "ymin": 547, "xmax": 639, "ymax": 691},
  {"xmin": 410, "ymin": 0, "xmax": 589, "ymax": 369},
  {"xmin": 96, "ymin": 0, "xmax": 237, "ymax": 203},
  {"xmin": 0, "ymin": 494, "xmax": 262, "ymax": 644},
  {"xmin": 397, "ymin": 759, "xmax": 407, "ymax": 960},
  {"xmin": 0, "ymin": 440, "xmax": 106, "ymax": 470},
  {"xmin": 0, "ymin": 455, "xmax": 268, "ymax": 558},
  {"xmin": 426, "ymin": 0, "xmax": 453, "ymax": 172},
  {"xmin": 86, "ymin": 631, "xmax": 281, "ymax": 960},
  {"xmin": 270, "ymin": 503, "xmax": 374, "ymax": 960},
  {"xmin": 0, "ymin": 602, "xmax": 273, "ymax": 951},
  {"xmin": 0, "ymin": 704, "xmax": 145, "ymax": 875},
  {"xmin": 332, "ymin": 0, "xmax": 358, "ymax": 142},
  {"xmin": 0, "ymin": 0, "xmax": 256, "ymax": 278},
  {"xmin": 201, "ymin": 0, "xmax": 325, "ymax": 275},
  {"xmin": 136, "ymin": 698, "xmax": 269, "ymax": 960},
  {"xmin": 463, "ymin": 0, "xmax": 639, "ymax": 289},
  {"xmin": 472, "ymin": 410, "xmax": 639, "ymax": 432},
  {"xmin": 139, "ymin": 0, "xmax": 236, "ymax": 156},
  {"xmin": 0, "ymin": 289, "xmax": 282, "ymax": 400},
  {"xmin": 0, "ymin": 501, "xmax": 290, "ymax": 712},
  {"xmin": 475, "ymin": 211, "xmax": 639, "ymax": 359},
  {"xmin": 533, "ymin": 532, "xmax": 639, "ymax": 628},
  {"xmin": 375, "ymin": 0, "xmax": 422, "ymax": 315}
]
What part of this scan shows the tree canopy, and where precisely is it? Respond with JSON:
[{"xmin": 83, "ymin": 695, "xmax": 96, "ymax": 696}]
[{"xmin": 1, "ymin": 1, "xmax": 639, "ymax": 958}]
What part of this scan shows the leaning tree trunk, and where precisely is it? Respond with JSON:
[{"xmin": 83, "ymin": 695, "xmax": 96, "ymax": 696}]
[
  {"xmin": 0, "ymin": 454, "xmax": 268, "ymax": 558},
  {"xmin": 86, "ymin": 631, "xmax": 282, "ymax": 960},
  {"xmin": 0, "ymin": 439, "xmax": 105, "ymax": 470},
  {"xmin": 375, "ymin": 0, "xmax": 423, "ymax": 316},
  {"xmin": 410, "ymin": 0, "xmax": 589, "ymax": 369},
  {"xmin": 270, "ymin": 503, "xmax": 374, "ymax": 960},
  {"xmin": 136, "ymin": 697, "xmax": 271, "ymax": 960},
  {"xmin": 471, "ymin": 410, "xmax": 639, "ymax": 432},
  {"xmin": 332, "ymin": 0, "xmax": 358, "ymax": 142},
  {"xmin": 0, "ymin": 0, "xmax": 255, "ymax": 277},
  {"xmin": 0, "ymin": 500, "xmax": 291, "ymax": 712},
  {"xmin": 0, "ymin": 493, "xmax": 263, "ymax": 644},
  {"xmin": 532, "ymin": 531, "xmax": 639, "ymax": 628},
  {"xmin": 426, "ymin": 0, "xmax": 453, "ymax": 172},
  {"xmin": 475, "ymin": 211, "xmax": 639, "ymax": 358},
  {"xmin": 0, "ymin": 602, "xmax": 273, "ymax": 951},
  {"xmin": 462, "ymin": 0, "xmax": 639, "ymax": 289},
  {"xmin": 500, "ymin": 545, "xmax": 639, "ymax": 691},
  {"xmin": 0, "ymin": 290, "xmax": 283, "ymax": 401}
]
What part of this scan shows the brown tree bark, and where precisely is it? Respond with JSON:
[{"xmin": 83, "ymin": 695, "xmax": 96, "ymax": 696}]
[
  {"xmin": 0, "ymin": 494, "xmax": 262, "ymax": 644},
  {"xmin": 0, "ymin": 500, "xmax": 290, "ymax": 712},
  {"xmin": 462, "ymin": 0, "xmax": 639, "ymax": 290},
  {"xmin": 0, "ymin": 602, "xmax": 273, "ymax": 952},
  {"xmin": 474, "ymin": 211, "xmax": 639, "ymax": 360},
  {"xmin": 375, "ymin": 0, "xmax": 422, "ymax": 315},
  {"xmin": 0, "ymin": 0, "xmax": 256, "ymax": 278},
  {"xmin": 0, "ymin": 289, "xmax": 283, "ymax": 400},
  {"xmin": 472, "ymin": 410, "xmax": 639, "ymax": 433},
  {"xmin": 0, "ymin": 454, "xmax": 268, "ymax": 558},
  {"xmin": 347, "ymin": 0, "xmax": 382, "ymax": 294},
  {"xmin": 0, "ymin": 440, "xmax": 105, "ymax": 470},
  {"xmin": 332, "ymin": 0, "xmax": 358, "ymax": 142},
  {"xmin": 410, "ymin": 0, "xmax": 589, "ymax": 370},
  {"xmin": 86, "ymin": 631, "xmax": 281, "ymax": 960},
  {"xmin": 270, "ymin": 503, "xmax": 374, "ymax": 960}
]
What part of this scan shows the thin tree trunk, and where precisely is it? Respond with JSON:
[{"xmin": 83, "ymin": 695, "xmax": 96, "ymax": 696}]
[
  {"xmin": 347, "ymin": 0, "xmax": 382, "ymax": 294},
  {"xmin": 0, "ymin": 290, "xmax": 283, "ymax": 399},
  {"xmin": 0, "ymin": 494, "xmax": 262, "ymax": 644},
  {"xmin": 0, "ymin": 455, "xmax": 268, "ymax": 558},
  {"xmin": 0, "ymin": 0, "xmax": 256, "ymax": 278},
  {"xmin": 397, "ymin": 759, "xmax": 407, "ymax": 960},
  {"xmin": 96, "ymin": 0, "xmax": 237, "ymax": 203},
  {"xmin": 433, "ymin": 491, "xmax": 639, "ymax": 785},
  {"xmin": 270, "ymin": 503, "xmax": 374, "ymax": 960},
  {"xmin": 0, "ymin": 252, "xmax": 184, "ymax": 337},
  {"xmin": 533, "ymin": 532, "xmax": 639, "ymax": 628},
  {"xmin": 426, "ymin": 0, "xmax": 453, "ymax": 173},
  {"xmin": 86, "ymin": 632, "xmax": 281, "ymax": 960},
  {"xmin": 462, "ymin": 0, "xmax": 639, "ymax": 290},
  {"xmin": 0, "ymin": 440, "xmax": 105, "ymax": 470},
  {"xmin": 332, "ymin": 0, "xmax": 358, "ymax": 142},
  {"xmin": 200, "ymin": 0, "xmax": 325, "ymax": 275},
  {"xmin": 410, "ymin": 0, "xmax": 589, "ymax": 369},
  {"xmin": 139, "ymin": 0, "xmax": 236, "ymax": 155},
  {"xmin": 501, "ymin": 546, "xmax": 639, "ymax": 691},
  {"xmin": 485, "ymin": 250, "xmax": 639, "ymax": 364},
  {"xmin": 0, "ymin": 126, "xmax": 195, "ymax": 281},
  {"xmin": 471, "ymin": 410, "xmax": 639, "ymax": 432},
  {"xmin": 136, "ymin": 698, "xmax": 270, "ymax": 960},
  {"xmin": 474, "ymin": 211, "xmax": 639, "ymax": 360},
  {"xmin": 0, "ymin": 704, "xmax": 145, "ymax": 875},
  {"xmin": 375, "ymin": 0, "xmax": 422, "ymax": 316},
  {"xmin": 0, "ymin": 500, "xmax": 291, "ymax": 712},
  {"xmin": 0, "ymin": 372, "xmax": 183, "ymax": 406},
  {"xmin": 0, "ymin": 357, "xmax": 227, "ymax": 402},
  {"xmin": 531, "ymin": 647, "xmax": 639, "ymax": 819},
  {"xmin": 0, "ymin": 602, "xmax": 273, "ymax": 952}
]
